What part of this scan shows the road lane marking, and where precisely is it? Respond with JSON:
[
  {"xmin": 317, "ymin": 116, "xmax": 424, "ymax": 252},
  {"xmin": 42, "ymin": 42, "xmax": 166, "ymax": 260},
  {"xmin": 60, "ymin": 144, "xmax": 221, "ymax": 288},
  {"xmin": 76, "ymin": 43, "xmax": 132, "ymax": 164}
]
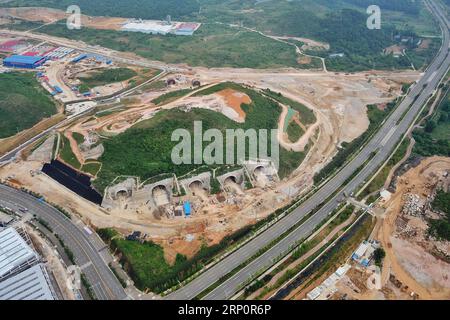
[
  {"xmin": 80, "ymin": 262, "xmax": 93, "ymax": 270},
  {"xmin": 380, "ymin": 126, "xmax": 397, "ymax": 147}
]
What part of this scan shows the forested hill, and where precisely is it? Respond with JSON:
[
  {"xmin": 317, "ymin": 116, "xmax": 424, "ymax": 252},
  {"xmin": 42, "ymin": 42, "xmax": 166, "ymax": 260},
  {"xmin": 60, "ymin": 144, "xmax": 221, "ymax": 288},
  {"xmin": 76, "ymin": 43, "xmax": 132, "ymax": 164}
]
[
  {"xmin": 334, "ymin": 0, "xmax": 421, "ymax": 15},
  {"xmin": 314, "ymin": 9, "xmax": 395, "ymax": 56},
  {"xmin": 1, "ymin": 0, "xmax": 201, "ymax": 19}
]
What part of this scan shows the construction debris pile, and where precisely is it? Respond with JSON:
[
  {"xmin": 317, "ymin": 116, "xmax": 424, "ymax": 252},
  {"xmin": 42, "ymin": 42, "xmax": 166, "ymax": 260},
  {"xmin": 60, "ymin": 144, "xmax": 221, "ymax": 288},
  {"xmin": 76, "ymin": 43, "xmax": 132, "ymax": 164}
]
[{"xmin": 401, "ymin": 193, "xmax": 426, "ymax": 217}]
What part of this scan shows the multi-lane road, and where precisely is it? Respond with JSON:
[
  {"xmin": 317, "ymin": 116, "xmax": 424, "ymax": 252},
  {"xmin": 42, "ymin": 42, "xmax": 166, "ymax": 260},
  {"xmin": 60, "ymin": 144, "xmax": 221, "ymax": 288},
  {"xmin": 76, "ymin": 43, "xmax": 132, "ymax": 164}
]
[
  {"xmin": 0, "ymin": 184, "xmax": 127, "ymax": 300},
  {"xmin": 166, "ymin": 0, "xmax": 450, "ymax": 300}
]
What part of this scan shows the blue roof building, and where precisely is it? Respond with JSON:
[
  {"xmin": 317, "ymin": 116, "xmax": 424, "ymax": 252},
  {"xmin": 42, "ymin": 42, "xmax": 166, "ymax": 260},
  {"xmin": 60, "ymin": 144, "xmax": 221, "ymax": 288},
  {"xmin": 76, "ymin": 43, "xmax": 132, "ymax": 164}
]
[
  {"xmin": 3, "ymin": 55, "xmax": 46, "ymax": 69},
  {"xmin": 72, "ymin": 54, "xmax": 88, "ymax": 63}
]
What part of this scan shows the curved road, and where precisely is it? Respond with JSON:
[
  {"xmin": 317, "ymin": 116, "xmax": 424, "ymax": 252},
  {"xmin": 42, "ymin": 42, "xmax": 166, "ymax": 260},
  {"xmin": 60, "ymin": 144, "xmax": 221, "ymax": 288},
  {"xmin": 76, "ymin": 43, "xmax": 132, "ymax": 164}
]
[
  {"xmin": 0, "ymin": 184, "xmax": 127, "ymax": 300},
  {"xmin": 166, "ymin": 0, "xmax": 450, "ymax": 300}
]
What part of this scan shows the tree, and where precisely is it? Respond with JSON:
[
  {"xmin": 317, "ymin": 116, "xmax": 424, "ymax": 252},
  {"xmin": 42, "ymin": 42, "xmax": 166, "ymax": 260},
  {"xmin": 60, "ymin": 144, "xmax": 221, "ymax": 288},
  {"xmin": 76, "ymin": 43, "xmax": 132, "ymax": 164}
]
[
  {"xmin": 425, "ymin": 119, "xmax": 437, "ymax": 133},
  {"xmin": 373, "ymin": 248, "xmax": 386, "ymax": 267}
]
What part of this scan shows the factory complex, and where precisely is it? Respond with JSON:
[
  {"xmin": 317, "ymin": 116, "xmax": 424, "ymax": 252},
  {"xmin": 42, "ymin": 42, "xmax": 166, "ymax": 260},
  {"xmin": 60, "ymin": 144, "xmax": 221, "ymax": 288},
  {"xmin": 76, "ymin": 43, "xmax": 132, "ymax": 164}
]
[{"xmin": 0, "ymin": 36, "xmax": 124, "ymax": 105}]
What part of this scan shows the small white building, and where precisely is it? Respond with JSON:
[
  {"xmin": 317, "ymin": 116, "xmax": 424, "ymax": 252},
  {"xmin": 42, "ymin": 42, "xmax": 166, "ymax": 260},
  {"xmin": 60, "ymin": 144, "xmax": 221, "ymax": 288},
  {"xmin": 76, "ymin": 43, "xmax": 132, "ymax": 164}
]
[
  {"xmin": 353, "ymin": 241, "xmax": 369, "ymax": 260},
  {"xmin": 306, "ymin": 286, "xmax": 323, "ymax": 300},
  {"xmin": 380, "ymin": 189, "xmax": 392, "ymax": 201}
]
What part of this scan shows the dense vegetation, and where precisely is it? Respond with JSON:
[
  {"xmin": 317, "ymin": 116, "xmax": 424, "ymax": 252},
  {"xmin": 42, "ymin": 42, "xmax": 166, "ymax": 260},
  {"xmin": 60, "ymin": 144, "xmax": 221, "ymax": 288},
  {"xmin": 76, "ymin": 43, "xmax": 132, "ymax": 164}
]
[
  {"xmin": 373, "ymin": 247, "xmax": 386, "ymax": 267},
  {"xmin": 413, "ymin": 88, "xmax": 450, "ymax": 157},
  {"xmin": 95, "ymin": 83, "xmax": 307, "ymax": 191},
  {"xmin": 429, "ymin": 190, "xmax": 450, "ymax": 241},
  {"xmin": 0, "ymin": 72, "xmax": 57, "ymax": 139},
  {"xmin": 97, "ymin": 228, "xmax": 188, "ymax": 293},
  {"xmin": 198, "ymin": 0, "xmax": 437, "ymax": 71},
  {"xmin": 339, "ymin": 0, "xmax": 420, "ymax": 15},
  {"xmin": 2, "ymin": 0, "xmax": 200, "ymax": 19},
  {"xmin": 309, "ymin": 9, "xmax": 428, "ymax": 71},
  {"xmin": 79, "ymin": 68, "xmax": 137, "ymax": 90}
]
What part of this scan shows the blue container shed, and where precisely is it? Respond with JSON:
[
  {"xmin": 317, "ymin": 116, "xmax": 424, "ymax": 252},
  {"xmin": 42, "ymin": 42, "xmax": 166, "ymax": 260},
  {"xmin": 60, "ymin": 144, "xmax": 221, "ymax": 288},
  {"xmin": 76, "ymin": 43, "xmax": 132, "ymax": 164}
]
[{"xmin": 184, "ymin": 201, "xmax": 192, "ymax": 217}]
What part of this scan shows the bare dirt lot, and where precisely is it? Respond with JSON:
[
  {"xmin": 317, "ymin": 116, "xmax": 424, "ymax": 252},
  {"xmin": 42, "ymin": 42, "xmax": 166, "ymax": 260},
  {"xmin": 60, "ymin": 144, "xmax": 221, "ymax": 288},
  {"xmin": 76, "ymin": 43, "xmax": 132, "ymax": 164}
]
[
  {"xmin": 216, "ymin": 88, "xmax": 251, "ymax": 121},
  {"xmin": 0, "ymin": 7, "xmax": 127, "ymax": 30},
  {"xmin": 377, "ymin": 156, "xmax": 450, "ymax": 299}
]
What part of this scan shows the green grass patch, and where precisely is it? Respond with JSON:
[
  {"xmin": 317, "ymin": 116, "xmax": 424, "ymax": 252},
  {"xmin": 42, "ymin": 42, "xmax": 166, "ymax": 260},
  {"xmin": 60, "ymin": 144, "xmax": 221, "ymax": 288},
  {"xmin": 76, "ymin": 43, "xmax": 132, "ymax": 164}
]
[
  {"xmin": 82, "ymin": 162, "xmax": 101, "ymax": 176},
  {"xmin": 286, "ymin": 121, "xmax": 304, "ymax": 143},
  {"xmin": 141, "ymin": 80, "xmax": 167, "ymax": 91},
  {"xmin": 151, "ymin": 88, "xmax": 193, "ymax": 106},
  {"xmin": 0, "ymin": 72, "xmax": 57, "ymax": 139},
  {"xmin": 59, "ymin": 135, "xmax": 81, "ymax": 169},
  {"xmin": 72, "ymin": 132, "xmax": 85, "ymax": 145},
  {"xmin": 98, "ymin": 225, "xmax": 261, "ymax": 294},
  {"xmin": 408, "ymin": 38, "xmax": 441, "ymax": 71},
  {"xmin": 79, "ymin": 68, "xmax": 137, "ymax": 90}
]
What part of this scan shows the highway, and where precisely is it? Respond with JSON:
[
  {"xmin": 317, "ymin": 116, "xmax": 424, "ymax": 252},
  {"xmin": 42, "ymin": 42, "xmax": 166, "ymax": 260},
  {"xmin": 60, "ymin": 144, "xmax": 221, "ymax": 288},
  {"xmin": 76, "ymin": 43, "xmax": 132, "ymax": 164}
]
[
  {"xmin": 0, "ymin": 184, "xmax": 128, "ymax": 300},
  {"xmin": 166, "ymin": 0, "xmax": 450, "ymax": 300}
]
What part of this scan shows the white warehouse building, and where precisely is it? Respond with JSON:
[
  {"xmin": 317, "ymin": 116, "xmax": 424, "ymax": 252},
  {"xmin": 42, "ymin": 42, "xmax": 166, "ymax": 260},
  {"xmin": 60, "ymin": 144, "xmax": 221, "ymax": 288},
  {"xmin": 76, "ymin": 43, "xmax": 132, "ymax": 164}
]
[
  {"xmin": 121, "ymin": 20, "xmax": 173, "ymax": 35},
  {"xmin": 0, "ymin": 227, "xmax": 56, "ymax": 300}
]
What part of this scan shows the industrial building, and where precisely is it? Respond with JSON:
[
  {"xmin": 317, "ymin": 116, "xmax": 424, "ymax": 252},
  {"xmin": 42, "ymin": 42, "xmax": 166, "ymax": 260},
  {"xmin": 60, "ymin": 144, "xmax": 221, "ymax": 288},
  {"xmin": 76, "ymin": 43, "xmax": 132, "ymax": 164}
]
[
  {"xmin": 3, "ymin": 54, "xmax": 47, "ymax": 69},
  {"xmin": 0, "ymin": 227, "xmax": 56, "ymax": 300},
  {"xmin": 0, "ymin": 264, "xmax": 55, "ymax": 300},
  {"xmin": 121, "ymin": 19, "xmax": 201, "ymax": 36},
  {"xmin": 122, "ymin": 20, "xmax": 173, "ymax": 35},
  {"xmin": 0, "ymin": 227, "xmax": 38, "ymax": 279}
]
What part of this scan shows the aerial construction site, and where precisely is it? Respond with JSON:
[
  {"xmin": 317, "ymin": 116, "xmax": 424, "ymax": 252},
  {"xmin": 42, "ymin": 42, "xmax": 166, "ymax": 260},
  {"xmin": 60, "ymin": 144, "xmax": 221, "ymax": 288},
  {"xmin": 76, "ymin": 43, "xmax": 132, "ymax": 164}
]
[{"xmin": 0, "ymin": 0, "xmax": 449, "ymax": 303}]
